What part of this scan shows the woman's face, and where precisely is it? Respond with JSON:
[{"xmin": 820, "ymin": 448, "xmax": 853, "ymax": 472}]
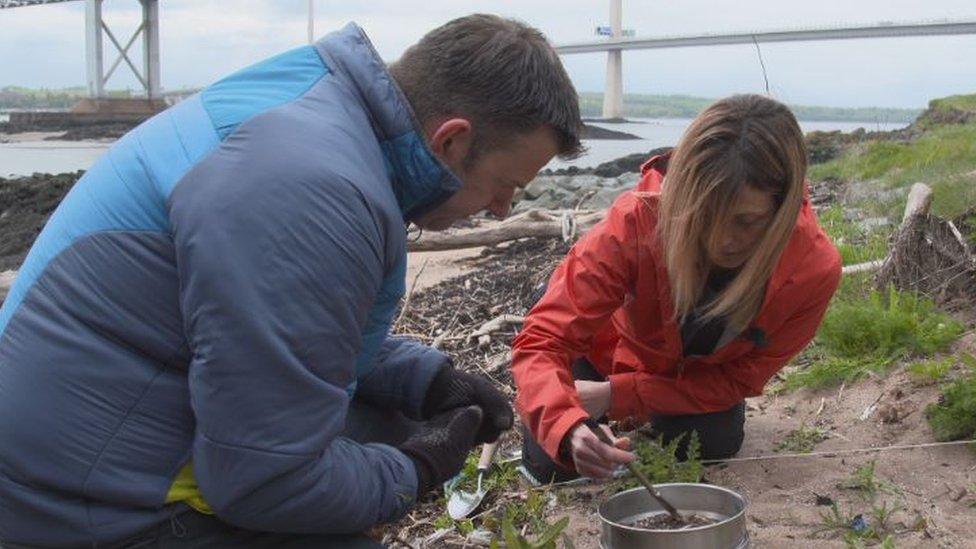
[{"xmin": 707, "ymin": 184, "xmax": 777, "ymax": 269}]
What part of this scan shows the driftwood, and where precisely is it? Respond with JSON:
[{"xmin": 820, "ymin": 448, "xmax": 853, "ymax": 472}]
[
  {"xmin": 875, "ymin": 183, "xmax": 976, "ymax": 303},
  {"xmin": 842, "ymin": 183, "xmax": 937, "ymax": 276},
  {"xmin": 407, "ymin": 209, "xmax": 604, "ymax": 252},
  {"xmin": 466, "ymin": 314, "xmax": 525, "ymax": 347}
]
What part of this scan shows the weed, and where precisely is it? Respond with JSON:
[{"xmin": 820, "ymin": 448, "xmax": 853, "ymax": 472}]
[
  {"xmin": 907, "ymin": 357, "xmax": 955, "ymax": 384},
  {"xmin": 925, "ymin": 355, "xmax": 976, "ymax": 442},
  {"xmin": 615, "ymin": 431, "xmax": 703, "ymax": 492},
  {"xmin": 819, "ymin": 204, "xmax": 891, "ymax": 266},
  {"xmin": 817, "ymin": 500, "xmax": 902, "ymax": 547},
  {"xmin": 491, "ymin": 516, "xmax": 569, "ymax": 549},
  {"xmin": 839, "ymin": 461, "xmax": 901, "ymax": 500},
  {"xmin": 783, "ymin": 287, "xmax": 963, "ymax": 390},
  {"xmin": 775, "ymin": 425, "xmax": 829, "ymax": 453},
  {"xmin": 820, "ymin": 287, "xmax": 962, "ymax": 359}
]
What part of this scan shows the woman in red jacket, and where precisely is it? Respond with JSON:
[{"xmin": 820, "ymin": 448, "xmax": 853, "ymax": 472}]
[{"xmin": 511, "ymin": 94, "xmax": 842, "ymax": 483}]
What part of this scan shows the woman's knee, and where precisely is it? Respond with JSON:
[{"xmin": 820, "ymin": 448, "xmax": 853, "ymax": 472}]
[{"xmin": 651, "ymin": 401, "xmax": 745, "ymax": 461}]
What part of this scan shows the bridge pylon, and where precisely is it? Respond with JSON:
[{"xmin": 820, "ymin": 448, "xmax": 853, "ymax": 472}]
[{"xmin": 601, "ymin": 0, "xmax": 624, "ymax": 120}]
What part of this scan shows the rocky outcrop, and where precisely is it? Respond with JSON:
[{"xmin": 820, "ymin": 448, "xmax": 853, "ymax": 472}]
[{"xmin": 512, "ymin": 172, "xmax": 641, "ymax": 214}]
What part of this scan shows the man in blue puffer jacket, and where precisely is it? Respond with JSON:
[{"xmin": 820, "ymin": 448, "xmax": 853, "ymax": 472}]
[{"xmin": 0, "ymin": 14, "xmax": 582, "ymax": 547}]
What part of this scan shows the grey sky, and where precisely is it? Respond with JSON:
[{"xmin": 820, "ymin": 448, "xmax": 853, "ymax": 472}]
[{"xmin": 1, "ymin": 0, "xmax": 974, "ymax": 108}]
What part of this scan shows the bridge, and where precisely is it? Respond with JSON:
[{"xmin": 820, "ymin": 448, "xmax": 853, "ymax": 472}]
[
  {"xmin": 4, "ymin": 0, "xmax": 976, "ymax": 121},
  {"xmin": 556, "ymin": 0, "xmax": 976, "ymax": 118},
  {"xmin": 2, "ymin": 0, "xmax": 160, "ymax": 106}
]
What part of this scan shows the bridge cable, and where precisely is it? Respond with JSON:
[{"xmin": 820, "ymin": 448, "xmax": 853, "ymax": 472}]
[{"xmin": 751, "ymin": 34, "xmax": 771, "ymax": 95}]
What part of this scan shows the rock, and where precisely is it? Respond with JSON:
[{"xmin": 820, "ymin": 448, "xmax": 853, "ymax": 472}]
[
  {"xmin": 578, "ymin": 187, "xmax": 628, "ymax": 211},
  {"xmin": 523, "ymin": 176, "xmax": 558, "ymax": 200},
  {"xmin": 860, "ymin": 217, "xmax": 892, "ymax": 231},
  {"xmin": 580, "ymin": 123, "xmax": 641, "ymax": 140},
  {"xmin": 843, "ymin": 180, "xmax": 910, "ymax": 205},
  {"xmin": 556, "ymin": 175, "xmax": 585, "ymax": 192},
  {"xmin": 616, "ymin": 172, "xmax": 641, "ymax": 188}
]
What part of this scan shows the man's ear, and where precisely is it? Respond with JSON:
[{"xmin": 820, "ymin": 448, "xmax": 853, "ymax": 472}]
[{"xmin": 428, "ymin": 118, "xmax": 474, "ymax": 169}]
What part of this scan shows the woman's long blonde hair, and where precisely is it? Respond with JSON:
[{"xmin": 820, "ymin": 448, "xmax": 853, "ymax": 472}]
[{"xmin": 658, "ymin": 94, "xmax": 807, "ymax": 332}]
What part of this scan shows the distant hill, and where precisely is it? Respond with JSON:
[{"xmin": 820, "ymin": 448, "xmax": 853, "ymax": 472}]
[
  {"xmin": 0, "ymin": 86, "xmax": 923, "ymax": 124},
  {"xmin": 0, "ymin": 86, "xmax": 194, "ymax": 110},
  {"xmin": 579, "ymin": 92, "xmax": 921, "ymax": 124}
]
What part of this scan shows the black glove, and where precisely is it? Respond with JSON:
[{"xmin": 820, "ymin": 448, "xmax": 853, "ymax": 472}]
[
  {"xmin": 399, "ymin": 405, "xmax": 483, "ymax": 495},
  {"xmin": 422, "ymin": 367, "xmax": 514, "ymax": 444}
]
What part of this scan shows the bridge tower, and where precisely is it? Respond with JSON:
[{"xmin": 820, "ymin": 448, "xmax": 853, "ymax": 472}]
[
  {"xmin": 85, "ymin": 0, "xmax": 160, "ymax": 99},
  {"xmin": 80, "ymin": 0, "xmax": 164, "ymax": 118},
  {"xmin": 602, "ymin": 0, "xmax": 624, "ymax": 119}
]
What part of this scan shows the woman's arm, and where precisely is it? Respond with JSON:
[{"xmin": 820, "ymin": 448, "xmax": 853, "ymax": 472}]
[{"xmin": 511, "ymin": 192, "xmax": 642, "ymax": 467}]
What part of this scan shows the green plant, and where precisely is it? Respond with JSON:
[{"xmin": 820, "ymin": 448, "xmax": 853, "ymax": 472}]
[
  {"xmin": 820, "ymin": 288, "xmax": 962, "ymax": 358},
  {"xmin": 839, "ymin": 461, "xmax": 901, "ymax": 500},
  {"xmin": 925, "ymin": 356, "xmax": 976, "ymax": 442},
  {"xmin": 819, "ymin": 204, "xmax": 892, "ymax": 266},
  {"xmin": 775, "ymin": 425, "xmax": 829, "ymax": 453},
  {"xmin": 816, "ymin": 501, "xmax": 900, "ymax": 547},
  {"xmin": 615, "ymin": 432, "xmax": 703, "ymax": 492},
  {"xmin": 453, "ymin": 451, "xmax": 520, "ymax": 495},
  {"xmin": 490, "ymin": 516, "xmax": 569, "ymax": 549},
  {"xmin": 908, "ymin": 357, "xmax": 955, "ymax": 384},
  {"xmin": 782, "ymin": 355, "xmax": 888, "ymax": 392},
  {"xmin": 783, "ymin": 287, "xmax": 964, "ymax": 391},
  {"xmin": 808, "ymin": 91, "xmax": 976, "ymax": 222}
]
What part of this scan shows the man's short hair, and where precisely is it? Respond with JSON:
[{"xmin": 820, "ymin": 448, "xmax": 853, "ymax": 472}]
[{"xmin": 390, "ymin": 14, "xmax": 584, "ymax": 163}]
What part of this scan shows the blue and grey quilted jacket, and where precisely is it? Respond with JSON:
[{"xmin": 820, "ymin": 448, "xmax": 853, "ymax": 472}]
[{"xmin": 0, "ymin": 23, "xmax": 460, "ymax": 546}]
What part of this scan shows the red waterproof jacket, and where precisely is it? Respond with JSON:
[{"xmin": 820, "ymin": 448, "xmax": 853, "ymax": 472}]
[{"xmin": 511, "ymin": 154, "xmax": 842, "ymax": 462}]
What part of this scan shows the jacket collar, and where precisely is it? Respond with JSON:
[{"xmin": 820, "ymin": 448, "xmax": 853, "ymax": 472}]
[
  {"xmin": 641, "ymin": 153, "xmax": 820, "ymax": 333},
  {"xmin": 315, "ymin": 23, "xmax": 462, "ymax": 221}
]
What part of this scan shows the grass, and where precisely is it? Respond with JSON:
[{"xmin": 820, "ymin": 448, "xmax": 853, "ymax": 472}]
[
  {"xmin": 819, "ymin": 288, "xmax": 962, "ymax": 358},
  {"xmin": 816, "ymin": 460, "xmax": 908, "ymax": 547},
  {"xmin": 495, "ymin": 516, "xmax": 569, "ymax": 549},
  {"xmin": 818, "ymin": 204, "xmax": 891, "ymax": 266},
  {"xmin": 809, "ymin": 122, "xmax": 976, "ymax": 219},
  {"xmin": 816, "ymin": 500, "xmax": 901, "ymax": 547},
  {"xmin": 782, "ymin": 287, "xmax": 964, "ymax": 391},
  {"xmin": 925, "ymin": 354, "xmax": 976, "ymax": 442},
  {"xmin": 775, "ymin": 425, "xmax": 829, "ymax": 453},
  {"xmin": 839, "ymin": 460, "xmax": 901, "ymax": 500},
  {"xmin": 907, "ymin": 357, "xmax": 955, "ymax": 384}
]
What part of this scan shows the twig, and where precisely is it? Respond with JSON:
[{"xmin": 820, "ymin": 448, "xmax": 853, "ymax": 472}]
[
  {"xmin": 466, "ymin": 314, "xmax": 525, "ymax": 344},
  {"xmin": 394, "ymin": 259, "xmax": 429, "ymax": 331},
  {"xmin": 389, "ymin": 535, "xmax": 418, "ymax": 549}
]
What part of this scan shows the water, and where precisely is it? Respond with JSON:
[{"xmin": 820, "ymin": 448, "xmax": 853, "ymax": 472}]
[
  {"xmin": 0, "ymin": 117, "xmax": 906, "ymax": 179},
  {"xmin": 547, "ymin": 117, "xmax": 907, "ymax": 171},
  {"xmin": 0, "ymin": 140, "xmax": 110, "ymax": 178}
]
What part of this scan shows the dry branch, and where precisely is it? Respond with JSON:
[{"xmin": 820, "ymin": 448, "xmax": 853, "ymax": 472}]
[{"xmin": 407, "ymin": 209, "xmax": 604, "ymax": 252}]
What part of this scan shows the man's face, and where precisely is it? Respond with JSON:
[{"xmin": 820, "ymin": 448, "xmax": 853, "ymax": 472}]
[{"xmin": 414, "ymin": 125, "xmax": 559, "ymax": 231}]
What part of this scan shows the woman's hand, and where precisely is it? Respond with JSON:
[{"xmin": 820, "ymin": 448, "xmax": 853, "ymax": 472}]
[
  {"xmin": 575, "ymin": 380, "xmax": 612, "ymax": 418},
  {"xmin": 565, "ymin": 421, "xmax": 634, "ymax": 479}
]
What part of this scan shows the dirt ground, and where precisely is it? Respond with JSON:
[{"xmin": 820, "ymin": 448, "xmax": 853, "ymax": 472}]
[
  {"xmin": 549, "ymin": 335, "xmax": 976, "ymax": 549},
  {"xmin": 393, "ymin": 234, "xmax": 976, "ymax": 549}
]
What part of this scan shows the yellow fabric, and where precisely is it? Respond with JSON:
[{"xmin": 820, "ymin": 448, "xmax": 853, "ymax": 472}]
[{"xmin": 166, "ymin": 462, "xmax": 214, "ymax": 515}]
